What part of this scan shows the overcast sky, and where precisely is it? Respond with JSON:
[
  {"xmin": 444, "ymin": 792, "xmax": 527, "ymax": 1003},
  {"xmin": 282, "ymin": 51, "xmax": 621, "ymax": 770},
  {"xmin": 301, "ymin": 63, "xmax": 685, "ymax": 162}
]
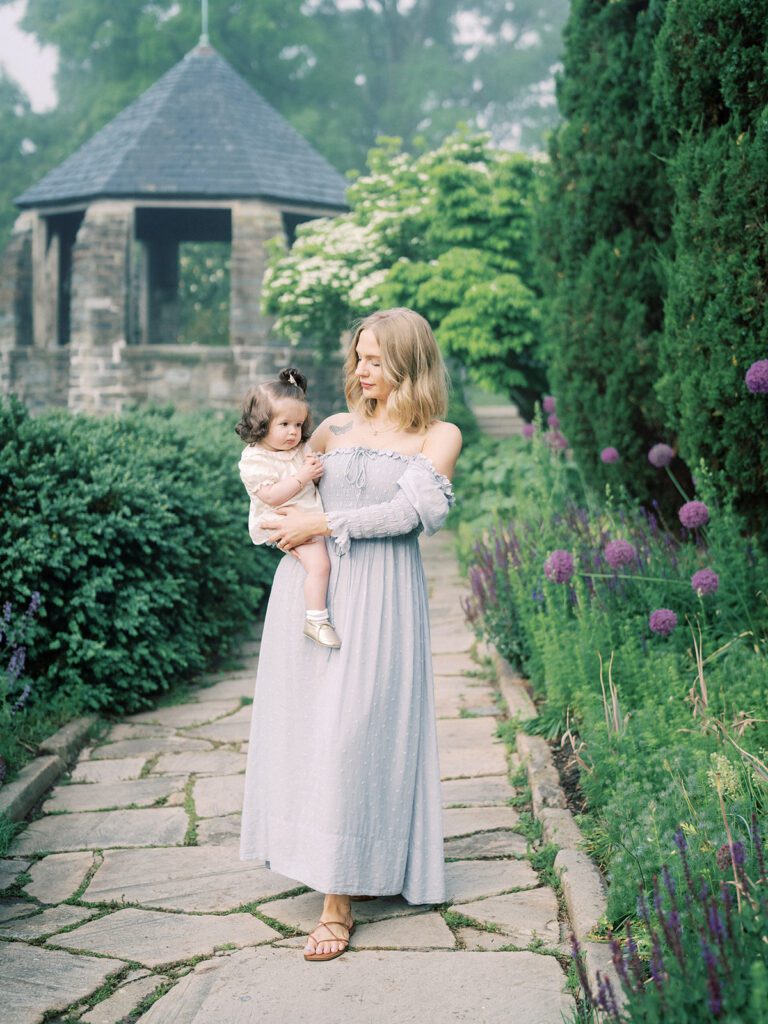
[{"xmin": 0, "ymin": 0, "xmax": 58, "ymax": 111}]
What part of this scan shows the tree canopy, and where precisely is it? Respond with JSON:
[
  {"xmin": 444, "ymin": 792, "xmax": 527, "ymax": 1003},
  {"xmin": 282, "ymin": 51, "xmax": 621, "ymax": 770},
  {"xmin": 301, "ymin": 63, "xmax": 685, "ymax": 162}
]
[
  {"xmin": 0, "ymin": 0, "xmax": 568, "ymax": 245},
  {"xmin": 262, "ymin": 131, "xmax": 546, "ymax": 417}
]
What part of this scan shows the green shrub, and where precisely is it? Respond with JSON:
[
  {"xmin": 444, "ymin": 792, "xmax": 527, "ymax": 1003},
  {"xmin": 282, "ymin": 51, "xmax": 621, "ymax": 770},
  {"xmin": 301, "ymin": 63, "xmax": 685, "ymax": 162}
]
[{"xmin": 0, "ymin": 398, "xmax": 277, "ymax": 717}]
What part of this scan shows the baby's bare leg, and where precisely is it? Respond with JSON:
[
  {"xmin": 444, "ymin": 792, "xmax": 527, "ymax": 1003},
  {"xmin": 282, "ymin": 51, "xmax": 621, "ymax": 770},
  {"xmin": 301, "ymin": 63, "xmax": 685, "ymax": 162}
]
[{"xmin": 292, "ymin": 538, "xmax": 331, "ymax": 612}]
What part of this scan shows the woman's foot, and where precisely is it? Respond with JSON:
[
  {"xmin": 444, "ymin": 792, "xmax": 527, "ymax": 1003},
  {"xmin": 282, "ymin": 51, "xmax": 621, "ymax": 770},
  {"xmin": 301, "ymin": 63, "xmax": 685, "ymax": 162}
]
[{"xmin": 303, "ymin": 896, "xmax": 353, "ymax": 960}]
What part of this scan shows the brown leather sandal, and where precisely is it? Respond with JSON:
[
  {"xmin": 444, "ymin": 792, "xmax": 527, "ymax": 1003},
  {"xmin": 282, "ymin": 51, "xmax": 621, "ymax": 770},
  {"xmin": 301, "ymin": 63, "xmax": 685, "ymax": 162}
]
[
  {"xmin": 303, "ymin": 919, "xmax": 355, "ymax": 962},
  {"xmin": 350, "ymin": 895, "xmax": 376, "ymax": 902}
]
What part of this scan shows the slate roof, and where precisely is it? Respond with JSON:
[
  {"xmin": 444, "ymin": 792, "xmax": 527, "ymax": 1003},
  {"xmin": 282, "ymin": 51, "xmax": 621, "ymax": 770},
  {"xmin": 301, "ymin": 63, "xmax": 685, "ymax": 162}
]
[{"xmin": 15, "ymin": 44, "xmax": 348, "ymax": 210}]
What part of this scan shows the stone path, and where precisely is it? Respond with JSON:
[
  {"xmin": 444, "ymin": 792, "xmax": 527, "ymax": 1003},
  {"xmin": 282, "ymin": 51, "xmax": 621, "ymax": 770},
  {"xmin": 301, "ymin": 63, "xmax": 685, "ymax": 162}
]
[{"xmin": 0, "ymin": 533, "xmax": 575, "ymax": 1024}]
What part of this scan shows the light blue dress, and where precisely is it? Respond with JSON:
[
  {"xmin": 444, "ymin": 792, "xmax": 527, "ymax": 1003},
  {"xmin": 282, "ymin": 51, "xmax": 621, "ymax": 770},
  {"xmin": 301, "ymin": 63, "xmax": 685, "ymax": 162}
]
[{"xmin": 239, "ymin": 446, "xmax": 454, "ymax": 904}]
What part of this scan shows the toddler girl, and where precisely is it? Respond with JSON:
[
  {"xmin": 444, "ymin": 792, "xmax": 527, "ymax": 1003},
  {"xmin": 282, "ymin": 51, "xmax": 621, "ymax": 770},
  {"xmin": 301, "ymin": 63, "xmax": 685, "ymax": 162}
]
[{"xmin": 236, "ymin": 368, "xmax": 341, "ymax": 649}]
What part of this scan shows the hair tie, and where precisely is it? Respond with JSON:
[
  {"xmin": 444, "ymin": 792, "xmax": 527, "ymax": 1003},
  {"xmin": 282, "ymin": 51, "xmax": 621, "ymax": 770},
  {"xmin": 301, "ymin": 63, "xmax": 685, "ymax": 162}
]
[{"xmin": 288, "ymin": 373, "xmax": 297, "ymax": 386}]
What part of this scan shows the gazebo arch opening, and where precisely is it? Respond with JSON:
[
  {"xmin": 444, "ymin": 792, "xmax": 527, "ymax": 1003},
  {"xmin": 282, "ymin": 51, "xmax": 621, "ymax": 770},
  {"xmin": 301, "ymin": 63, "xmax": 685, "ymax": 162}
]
[{"xmin": 133, "ymin": 206, "xmax": 232, "ymax": 346}]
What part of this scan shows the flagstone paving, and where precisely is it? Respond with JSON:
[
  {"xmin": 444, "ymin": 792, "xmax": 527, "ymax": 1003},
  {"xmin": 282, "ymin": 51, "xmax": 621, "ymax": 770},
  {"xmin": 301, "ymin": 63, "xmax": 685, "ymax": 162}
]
[{"xmin": 0, "ymin": 532, "xmax": 574, "ymax": 1023}]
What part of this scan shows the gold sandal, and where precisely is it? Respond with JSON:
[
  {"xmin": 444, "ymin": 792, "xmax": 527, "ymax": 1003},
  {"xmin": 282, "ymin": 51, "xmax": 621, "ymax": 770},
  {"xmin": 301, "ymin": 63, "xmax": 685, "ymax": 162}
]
[{"xmin": 303, "ymin": 918, "xmax": 355, "ymax": 962}]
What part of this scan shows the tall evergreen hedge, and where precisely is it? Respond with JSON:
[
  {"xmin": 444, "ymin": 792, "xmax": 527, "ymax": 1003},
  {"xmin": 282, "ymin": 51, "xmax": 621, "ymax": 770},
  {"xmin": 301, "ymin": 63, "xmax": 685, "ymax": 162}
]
[
  {"xmin": 653, "ymin": 0, "xmax": 768, "ymax": 540},
  {"xmin": 535, "ymin": 0, "xmax": 675, "ymax": 502}
]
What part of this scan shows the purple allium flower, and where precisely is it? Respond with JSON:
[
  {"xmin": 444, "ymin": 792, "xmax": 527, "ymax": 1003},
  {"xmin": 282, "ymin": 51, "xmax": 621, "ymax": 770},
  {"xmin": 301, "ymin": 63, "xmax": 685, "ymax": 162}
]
[
  {"xmin": 544, "ymin": 549, "xmax": 574, "ymax": 583},
  {"xmin": 547, "ymin": 431, "xmax": 569, "ymax": 451},
  {"xmin": 679, "ymin": 500, "xmax": 710, "ymax": 529},
  {"xmin": 547, "ymin": 413, "xmax": 560, "ymax": 429},
  {"xmin": 691, "ymin": 568, "xmax": 719, "ymax": 596},
  {"xmin": 522, "ymin": 422, "xmax": 535, "ymax": 439},
  {"xmin": 716, "ymin": 843, "xmax": 731, "ymax": 872},
  {"xmin": 542, "ymin": 395, "xmax": 556, "ymax": 414},
  {"xmin": 649, "ymin": 608, "xmax": 678, "ymax": 636},
  {"xmin": 605, "ymin": 539, "xmax": 637, "ymax": 569},
  {"xmin": 648, "ymin": 443, "xmax": 675, "ymax": 468},
  {"xmin": 600, "ymin": 446, "xmax": 619, "ymax": 464},
  {"xmin": 745, "ymin": 359, "xmax": 768, "ymax": 394}
]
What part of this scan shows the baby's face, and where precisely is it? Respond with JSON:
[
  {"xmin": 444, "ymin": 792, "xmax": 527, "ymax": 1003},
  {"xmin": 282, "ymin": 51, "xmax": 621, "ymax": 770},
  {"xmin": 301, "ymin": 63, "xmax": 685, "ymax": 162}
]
[{"xmin": 263, "ymin": 397, "xmax": 307, "ymax": 451}]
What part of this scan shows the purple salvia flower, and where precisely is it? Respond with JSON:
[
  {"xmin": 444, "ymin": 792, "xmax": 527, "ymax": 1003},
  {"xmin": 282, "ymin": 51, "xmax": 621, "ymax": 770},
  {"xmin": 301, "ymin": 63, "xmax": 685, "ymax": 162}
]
[
  {"xmin": 649, "ymin": 932, "xmax": 667, "ymax": 997},
  {"xmin": 570, "ymin": 934, "xmax": 594, "ymax": 1006},
  {"xmin": 691, "ymin": 568, "xmax": 719, "ymax": 596},
  {"xmin": 605, "ymin": 539, "xmax": 637, "ymax": 569},
  {"xmin": 649, "ymin": 608, "xmax": 678, "ymax": 636},
  {"xmin": 2, "ymin": 602, "xmax": 10, "ymax": 623},
  {"xmin": 679, "ymin": 500, "xmax": 710, "ymax": 529},
  {"xmin": 26, "ymin": 591, "xmax": 41, "ymax": 617},
  {"xmin": 751, "ymin": 813, "xmax": 766, "ymax": 882},
  {"xmin": 674, "ymin": 829, "xmax": 696, "ymax": 906},
  {"xmin": 700, "ymin": 936, "xmax": 724, "ymax": 1018},
  {"xmin": 11, "ymin": 681, "xmax": 32, "ymax": 715},
  {"xmin": 7, "ymin": 646, "xmax": 26, "ymax": 681},
  {"xmin": 544, "ymin": 549, "xmax": 574, "ymax": 584},
  {"xmin": 745, "ymin": 359, "xmax": 768, "ymax": 393},
  {"xmin": 648, "ymin": 443, "xmax": 675, "ymax": 467},
  {"xmin": 542, "ymin": 395, "xmax": 556, "ymax": 414},
  {"xmin": 719, "ymin": 881, "xmax": 735, "ymax": 941},
  {"xmin": 608, "ymin": 932, "xmax": 632, "ymax": 991},
  {"xmin": 600, "ymin": 446, "xmax": 620, "ymax": 464},
  {"xmin": 625, "ymin": 923, "xmax": 645, "ymax": 991},
  {"xmin": 595, "ymin": 974, "xmax": 621, "ymax": 1022}
]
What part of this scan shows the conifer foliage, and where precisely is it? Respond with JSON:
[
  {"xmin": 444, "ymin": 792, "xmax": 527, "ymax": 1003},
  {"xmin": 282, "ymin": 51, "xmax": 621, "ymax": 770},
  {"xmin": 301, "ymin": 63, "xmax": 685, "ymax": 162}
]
[
  {"xmin": 536, "ymin": 0, "xmax": 673, "ymax": 501},
  {"xmin": 653, "ymin": 0, "xmax": 768, "ymax": 539}
]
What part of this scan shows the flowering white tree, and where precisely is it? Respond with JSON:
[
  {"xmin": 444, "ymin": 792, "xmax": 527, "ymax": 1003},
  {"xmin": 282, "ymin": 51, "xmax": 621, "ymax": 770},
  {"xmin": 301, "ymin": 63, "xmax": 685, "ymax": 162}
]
[{"xmin": 262, "ymin": 131, "xmax": 548, "ymax": 416}]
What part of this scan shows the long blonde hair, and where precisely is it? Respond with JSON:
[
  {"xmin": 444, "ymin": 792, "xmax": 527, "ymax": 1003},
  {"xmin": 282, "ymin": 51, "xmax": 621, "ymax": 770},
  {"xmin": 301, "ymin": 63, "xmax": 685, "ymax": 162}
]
[{"xmin": 344, "ymin": 308, "xmax": 449, "ymax": 432}]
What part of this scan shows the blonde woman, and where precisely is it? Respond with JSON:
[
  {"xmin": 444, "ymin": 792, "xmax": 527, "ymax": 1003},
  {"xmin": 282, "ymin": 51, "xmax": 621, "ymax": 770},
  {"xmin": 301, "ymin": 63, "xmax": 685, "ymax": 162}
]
[{"xmin": 239, "ymin": 308, "xmax": 462, "ymax": 962}]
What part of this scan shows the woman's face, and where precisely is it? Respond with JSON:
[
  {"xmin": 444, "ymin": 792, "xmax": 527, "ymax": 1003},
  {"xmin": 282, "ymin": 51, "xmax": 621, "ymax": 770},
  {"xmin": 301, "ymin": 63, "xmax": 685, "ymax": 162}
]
[
  {"xmin": 355, "ymin": 329, "xmax": 393, "ymax": 404},
  {"xmin": 262, "ymin": 397, "xmax": 307, "ymax": 451}
]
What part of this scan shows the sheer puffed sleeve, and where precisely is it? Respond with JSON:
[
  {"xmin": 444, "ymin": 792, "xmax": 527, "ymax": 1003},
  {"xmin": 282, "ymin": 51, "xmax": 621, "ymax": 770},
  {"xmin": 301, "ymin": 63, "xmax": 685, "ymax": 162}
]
[
  {"xmin": 327, "ymin": 456, "xmax": 455, "ymax": 555},
  {"xmin": 238, "ymin": 448, "xmax": 280, "ymax": 501}
]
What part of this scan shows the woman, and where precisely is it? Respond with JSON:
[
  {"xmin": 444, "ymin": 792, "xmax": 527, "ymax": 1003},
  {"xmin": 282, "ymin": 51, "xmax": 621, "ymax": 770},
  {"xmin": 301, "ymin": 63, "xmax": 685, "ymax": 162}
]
[{"xmin": 239, "ymin": 307, "xmax": 462, "ymax": 961}]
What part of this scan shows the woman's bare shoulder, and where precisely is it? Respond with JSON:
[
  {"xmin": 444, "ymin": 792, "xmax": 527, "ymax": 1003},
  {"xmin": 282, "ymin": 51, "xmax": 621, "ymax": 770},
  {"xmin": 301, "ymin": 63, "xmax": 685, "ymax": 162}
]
[
  {"xmin": 422, "ymin": 420, "xmax": 462, "ymax": 478},
  {"xmin": 310, "ymin": 412, "xmax": 354, "ymax": 453}
]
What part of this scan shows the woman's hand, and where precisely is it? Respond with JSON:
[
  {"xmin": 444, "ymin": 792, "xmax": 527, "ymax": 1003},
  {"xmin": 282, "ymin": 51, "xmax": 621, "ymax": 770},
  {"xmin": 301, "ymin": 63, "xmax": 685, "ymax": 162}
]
[{"xmin": 266, "ymin": 506, "xmax": 330, "ymax": 551}]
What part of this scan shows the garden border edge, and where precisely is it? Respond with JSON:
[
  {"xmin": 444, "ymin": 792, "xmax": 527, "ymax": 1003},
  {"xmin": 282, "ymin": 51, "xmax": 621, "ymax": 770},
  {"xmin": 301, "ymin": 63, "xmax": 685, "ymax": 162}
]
[
  {"xmin": 490, "ymin": 647, "xmax": 623, "ymax": 999},
  {"xmin": 0, "ymin": 715, "xmax": 99, "ymax": 823}
]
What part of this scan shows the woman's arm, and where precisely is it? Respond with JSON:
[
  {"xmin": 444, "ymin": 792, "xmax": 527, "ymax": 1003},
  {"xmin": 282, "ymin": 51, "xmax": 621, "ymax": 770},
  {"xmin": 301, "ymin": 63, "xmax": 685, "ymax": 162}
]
[{"xmin": 422, "ymin": 421, "xmax": 463, "ymax": 479}]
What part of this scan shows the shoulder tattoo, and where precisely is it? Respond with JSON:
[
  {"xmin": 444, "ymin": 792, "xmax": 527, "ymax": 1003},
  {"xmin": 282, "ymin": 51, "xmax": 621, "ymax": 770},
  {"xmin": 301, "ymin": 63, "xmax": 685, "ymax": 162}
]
[{"xmin": 329, "ymin": 420, "xmax": 354, "ymax": 435}]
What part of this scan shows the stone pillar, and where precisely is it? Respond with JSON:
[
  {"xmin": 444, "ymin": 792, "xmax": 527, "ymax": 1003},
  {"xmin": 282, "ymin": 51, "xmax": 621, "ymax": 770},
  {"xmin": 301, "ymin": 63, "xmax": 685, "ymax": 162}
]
[
  {"xmin": 0, "ymin": 212, "xmax": 34, "ymax": 398},
  {"xmin": 68, "ymin": 201, "xmax": 133, "ymax": 414},
  {"xmin": 229, "ymin": 200, "xmax": 284, "ymax": 346}
]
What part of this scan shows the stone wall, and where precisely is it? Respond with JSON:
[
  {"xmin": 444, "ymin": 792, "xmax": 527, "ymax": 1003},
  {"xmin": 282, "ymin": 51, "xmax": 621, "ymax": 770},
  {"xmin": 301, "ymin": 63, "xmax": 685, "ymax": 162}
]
[{"xmin": 117, "ymin": 342, "xmax": 345, "ymax": 422}]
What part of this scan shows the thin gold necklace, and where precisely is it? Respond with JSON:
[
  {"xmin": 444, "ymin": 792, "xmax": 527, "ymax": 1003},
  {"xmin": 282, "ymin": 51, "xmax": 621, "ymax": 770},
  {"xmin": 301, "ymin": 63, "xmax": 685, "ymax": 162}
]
[{"xmin": 368, "ymin": 418, "xmax": 399, "ymax": 435}]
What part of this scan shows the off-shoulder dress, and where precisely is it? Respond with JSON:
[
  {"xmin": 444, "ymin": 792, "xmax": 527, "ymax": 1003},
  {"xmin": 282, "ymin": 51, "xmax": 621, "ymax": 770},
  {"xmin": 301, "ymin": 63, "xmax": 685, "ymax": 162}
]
[{"xmin": 239, "ymin": 446, "xmax": 454, "ymax": 904}]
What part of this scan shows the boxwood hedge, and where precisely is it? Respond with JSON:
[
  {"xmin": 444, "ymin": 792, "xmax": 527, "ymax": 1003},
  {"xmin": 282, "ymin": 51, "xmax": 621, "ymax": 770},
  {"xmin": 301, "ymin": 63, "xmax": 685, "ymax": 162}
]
[{"xmin": 1, "ymin": 398, "xmax": 278, "ymax": 715}]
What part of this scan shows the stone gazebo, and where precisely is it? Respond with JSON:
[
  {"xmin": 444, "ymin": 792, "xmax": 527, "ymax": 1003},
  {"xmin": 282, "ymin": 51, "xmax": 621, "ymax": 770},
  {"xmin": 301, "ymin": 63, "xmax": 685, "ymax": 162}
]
[{"xmin": 0, "ymin": 43, "xmax": 348, "ymax": 414}]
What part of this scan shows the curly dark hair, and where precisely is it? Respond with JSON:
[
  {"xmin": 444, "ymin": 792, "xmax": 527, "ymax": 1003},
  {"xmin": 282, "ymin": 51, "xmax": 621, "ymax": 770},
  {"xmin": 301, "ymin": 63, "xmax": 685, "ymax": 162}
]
[{"xmin": 235, "ymin": 368, "xmax": 312, "ymax": 445}]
